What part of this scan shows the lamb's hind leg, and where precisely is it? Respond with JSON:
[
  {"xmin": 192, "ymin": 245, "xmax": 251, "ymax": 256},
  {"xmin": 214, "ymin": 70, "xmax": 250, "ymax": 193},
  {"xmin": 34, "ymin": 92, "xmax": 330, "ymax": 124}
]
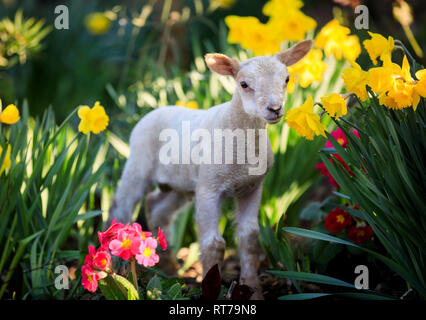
[
  {"xmin": 146, "ymin": 188, "xmax": 189, "ymax": 243},
  {"xmin": 108, "ymin": 156, "xmax": 152, "ymax": 225},
  {"xmin": 145, "ymin": 188, "xmax": 189, "ymax": 275},
  {"xmin": 236, "ymin": 184, "xmax": 264, "ymax": 300}
]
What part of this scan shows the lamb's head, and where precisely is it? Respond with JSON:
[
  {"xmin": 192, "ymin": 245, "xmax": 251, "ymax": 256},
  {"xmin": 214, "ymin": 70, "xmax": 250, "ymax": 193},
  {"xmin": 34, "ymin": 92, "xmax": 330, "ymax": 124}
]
[{"xmin": 205, "ymin": 39, "xmax": 313, "ymax": 124}]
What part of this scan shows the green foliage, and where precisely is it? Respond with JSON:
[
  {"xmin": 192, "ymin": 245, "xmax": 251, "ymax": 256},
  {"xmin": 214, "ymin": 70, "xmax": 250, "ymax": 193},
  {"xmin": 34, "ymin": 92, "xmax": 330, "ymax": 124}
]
[
  {"xmin": 0, "ymin": 103, "xmax": 104, "ymax": 299},
  {"xmin": 99, "ymin": 274, "xmax": 140, "ymax": 300},
  {"xmin": 262, "ymin": 122, "xmax": 323, "ymax": 226},
  {"xmin": 98, "ymin": 272, "xmax": 191, "ymax": 301},
  {"xmin": 314, "ymin": 81, "xmax": 426, "ymax": 297},
  {"xmin": 0, "ymin": 10, "xmax": 51, "ymax": 68},
  {"xmin": 270, "ymin": 270, "xmax": 395, "ymax": 300},
  {"xmin": 299, "ymin": 196, "xmax": 339, "ymax": 221},
  {"xmin": 259, "ymin": 212, "xmax": 305, "ymax": 293},
  {"xmin": 286, "ymin": 225, "xmax": 426, "ymax": 297}
]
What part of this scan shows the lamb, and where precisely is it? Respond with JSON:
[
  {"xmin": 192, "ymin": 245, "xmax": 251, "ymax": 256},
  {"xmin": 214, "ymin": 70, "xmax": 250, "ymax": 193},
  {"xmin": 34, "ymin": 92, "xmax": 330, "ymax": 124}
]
[{"xmin": 107, "ymin": 39, "xmax": 313, "ymax": 299}]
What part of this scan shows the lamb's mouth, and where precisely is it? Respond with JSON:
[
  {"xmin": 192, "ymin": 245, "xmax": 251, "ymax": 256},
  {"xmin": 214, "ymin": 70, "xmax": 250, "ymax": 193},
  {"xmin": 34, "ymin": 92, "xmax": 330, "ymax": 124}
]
[{"xmin": 265, "ymin": 115, "xmax": 283, "ymax": 124}]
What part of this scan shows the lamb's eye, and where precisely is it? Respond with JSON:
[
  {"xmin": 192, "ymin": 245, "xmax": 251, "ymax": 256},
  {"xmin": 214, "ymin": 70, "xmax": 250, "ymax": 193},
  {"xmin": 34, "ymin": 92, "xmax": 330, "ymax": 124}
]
[
  {"xmin": 285, "ymin": 76, "xmax": 290, "ymax": 84},
  {"xmin": 240, "ymin": 81, "xmax": 248, "ymax": 89}
]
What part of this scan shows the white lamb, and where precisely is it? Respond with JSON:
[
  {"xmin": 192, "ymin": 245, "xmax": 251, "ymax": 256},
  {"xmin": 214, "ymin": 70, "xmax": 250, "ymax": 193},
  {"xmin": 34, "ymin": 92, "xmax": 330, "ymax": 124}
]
[{"xmin": 108, "ymin": 39, "xmax": 313, "ymax": 299}]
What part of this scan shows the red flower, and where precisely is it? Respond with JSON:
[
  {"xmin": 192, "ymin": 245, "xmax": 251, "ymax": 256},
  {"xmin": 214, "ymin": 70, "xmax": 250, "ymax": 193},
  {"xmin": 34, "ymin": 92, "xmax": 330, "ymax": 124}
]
[
  {"xmin": 157, "ymin": 227, "xmax": 167, "ymax": 250},
  {"xmin": 325, "ymin": 128, "xmax": 348, "ymax": 148},
  {"xmin": 93, "ymin": 250, "xmax": 111, "ymax": 271},
  {"xmin": 98, "ymin": 218, "xmax": 125, "ymax": 249},
  {"xmin": 347, "ymin": 225, "xmax": 374, "ymax": 244},
  {"xmin": 324, "ymin": 208, "xmax": 353, "ymax": 233},
  {"xmin": 316, "ymin": 129, "xmax": 359, "ymax": 188},
  {"xmin": 84, "ymin": 245, "xmax": 96, "ymax": 267},
  {"xmin": 325, "ymin": 128, "xmax": 359, "ymax": 149},
  {"xmin": 109, "ymin": 225, "xmax": 142, "ymax": 260},
  {"xmin": 132, "ymin": 222, "xmax": 153, "ymax": 240},
  {"xmin": 84, "ymin": 245, "xmax": 111, "ymax": 271},
  {"xmin": 136, "ymin": 237, "xmax": 160, "ymax": 267},
  {"xmin": 81, "ymin": 265, "xmax": 105, "ymax": 292}
]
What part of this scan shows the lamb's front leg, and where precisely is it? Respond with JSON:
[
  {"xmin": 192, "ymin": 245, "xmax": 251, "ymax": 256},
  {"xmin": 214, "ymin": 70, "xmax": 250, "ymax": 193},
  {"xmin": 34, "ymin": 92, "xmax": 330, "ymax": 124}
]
[
  {"xmin": 236, "ymin": 184, "xmax": 264, "ymax": 300},
  {"xmin": 195, "ymin": 186, "xmax": 225, "ymax": 277}
]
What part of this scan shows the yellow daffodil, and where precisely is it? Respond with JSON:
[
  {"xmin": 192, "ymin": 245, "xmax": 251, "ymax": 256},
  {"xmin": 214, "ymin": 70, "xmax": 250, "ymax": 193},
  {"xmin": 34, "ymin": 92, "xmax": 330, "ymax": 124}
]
[
  {"xmin": 387, "ymin": 80, "xmax": 417, "ymax": 110},
  {"xmin": 414, "ymin": 69, "xmax": 426, "ymax": 97},
  {"xmin": 225, "ymin": 16, "xmax": 281, "ymax": 55},
  {"xmin": 225, "ymin": 16, "xmax": 256, "ymax": 45},
  {"xmin": 378, "ymin": 92, "xmax": 399, "ymax": 111},
  {"xmin": 262, "ymin": 0, "xmax": 303, "ymax": 15},
  {"xmin": 85, "ymin": 12, "xmax": 112, "ymax": 35},
  {"xmin": 386, "ymin": 56, "xmax": 420, "ymax": 110},
  {"xmin": 320, "ymin": 93, "xmax": 348, "ymax": 119},
  {"xmin": 225, "ymin": 0, "xmax": 316, "ymax": 54},
  {"xmin": 176, "ymin": 100, "xmax": 199, "ymax": 109},
  {"xmin": 265, "ymin": 0, "xmax": 316, "ymax": 43},
  {"xmin": 78, "ymin": 101, "xmax": 109, "ymax": 134},
  {"xmin": 315, "ymin": 19, "xmax": 361, "ymax": 62},
  {"xmin": 367, "ymin": 54, "xmax": 400, "ymax": 94},
  {"xmin": 367, "ymin": 66, "xmax": 396, "ymax": 95},
  {"xmin": 363, "ymin": 32, "xmax": 394, "ymax": 65},
  {"xmin": 286, "ymin": 95, "xmax": 326, "ymax": 140},
  {"xmin": 0, "ymin": 104, "xmax": 20, "ymax": 124},
  {"xmin": 341, "ymin": 35, "xmax": 362, "ymax": 62},
  {"xmin": 341, "ymin": 62, "xmax": 369, "ymax": 101},
  {"xmin": 368, "ymin": 56, "xmax": 420, "ymax": 110},
  {"xmin": 0, "ymin": 144, "xmax": 11, "ymax": 175},
  {"xmin": 267, "ymin": 9, "xmax": 317, "ymax": 42},
  {"xmin": 287, "ymin": 49, "xmax": 328, "ymax": 93}
]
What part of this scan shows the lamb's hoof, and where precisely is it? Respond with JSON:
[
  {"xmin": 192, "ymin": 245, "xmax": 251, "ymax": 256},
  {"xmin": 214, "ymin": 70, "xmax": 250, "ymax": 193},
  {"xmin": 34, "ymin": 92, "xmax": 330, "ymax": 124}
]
[{"xmin": 250, "ymin": 289, "xmax": 264, "ymax": 300}]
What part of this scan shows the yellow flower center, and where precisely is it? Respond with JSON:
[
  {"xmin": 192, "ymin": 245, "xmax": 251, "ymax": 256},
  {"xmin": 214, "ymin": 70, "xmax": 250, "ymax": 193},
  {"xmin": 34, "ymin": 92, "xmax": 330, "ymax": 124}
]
[
  {"xmin": 337, "ymin": 138, "xmax": 345, "ymax": 145},
  {"xmin": 101, "ymin": 259, "xmax": 107, "ymax": 266},
  {"xmin": 121, "ymin": 238, "xmax": 132, "ymax": 250},
  {"xmin": 336, "ymin": 215, "xmax": 345, "ymax": 224},
  {"xmin": 357, "ymin": 230, "xmax": 365, "ymax": 237},
  {"xmin": 87, "ymin": 274, "xmax": 93, "ymax": 282},
  {"xmin": 143, "ymin": 247, "xmax": 152, "ymax": 258}
]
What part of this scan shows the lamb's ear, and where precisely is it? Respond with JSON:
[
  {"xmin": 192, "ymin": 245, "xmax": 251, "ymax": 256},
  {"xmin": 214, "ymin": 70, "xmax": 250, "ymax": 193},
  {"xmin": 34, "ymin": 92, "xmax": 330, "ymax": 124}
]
[
  {"xmin": 275, "ymin": 39, "xmax": 313, "ymax": 66},
  {"xmin": 205, "ymin": 53, "xmax": 240, "ymax": 77}
]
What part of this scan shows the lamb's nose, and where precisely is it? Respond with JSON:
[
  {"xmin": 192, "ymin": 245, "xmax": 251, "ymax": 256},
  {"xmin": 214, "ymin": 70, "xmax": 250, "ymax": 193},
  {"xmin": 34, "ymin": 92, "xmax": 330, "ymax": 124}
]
[{"xmin": 267, "ymin": 104, "xmax": 282, "ymax": 114}]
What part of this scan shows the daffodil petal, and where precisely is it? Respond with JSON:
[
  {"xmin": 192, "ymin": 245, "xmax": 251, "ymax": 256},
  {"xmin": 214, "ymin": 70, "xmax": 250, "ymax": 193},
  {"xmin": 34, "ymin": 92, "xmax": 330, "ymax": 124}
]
[{"xmin": 0, "ymin": 104, "xmax": 20, "ymax": 124}]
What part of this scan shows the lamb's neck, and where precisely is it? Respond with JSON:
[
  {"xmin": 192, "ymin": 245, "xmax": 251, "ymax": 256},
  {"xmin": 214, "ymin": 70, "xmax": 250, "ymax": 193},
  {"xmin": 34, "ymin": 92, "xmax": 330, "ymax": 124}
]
[{"xmin": 223, "ymin": 91, "xmax": 266, "ymax": 130}]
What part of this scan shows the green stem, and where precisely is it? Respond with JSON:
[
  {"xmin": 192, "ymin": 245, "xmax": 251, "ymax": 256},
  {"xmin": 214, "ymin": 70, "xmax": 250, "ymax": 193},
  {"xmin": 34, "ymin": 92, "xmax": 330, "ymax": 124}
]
[
  {"xmin": 131, "ymin": 258, "xmax": 139, "ymax": 292},
  {"xmin": 394, "ymin": 39, "xmax": 421, "ymax": 72}
]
